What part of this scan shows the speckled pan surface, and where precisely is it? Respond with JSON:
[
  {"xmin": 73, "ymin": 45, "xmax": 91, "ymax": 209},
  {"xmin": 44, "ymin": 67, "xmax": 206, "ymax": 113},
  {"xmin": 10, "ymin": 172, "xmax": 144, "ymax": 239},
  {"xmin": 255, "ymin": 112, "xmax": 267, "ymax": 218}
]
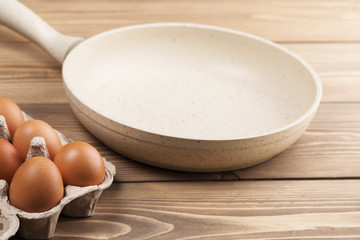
[
  {"xmin": 0, "ymin": 0, "xmax": 322, "ymax": 172},
  {"xmin": 63, "ymin": 23, "xmax": 322, "ymax": 171}
]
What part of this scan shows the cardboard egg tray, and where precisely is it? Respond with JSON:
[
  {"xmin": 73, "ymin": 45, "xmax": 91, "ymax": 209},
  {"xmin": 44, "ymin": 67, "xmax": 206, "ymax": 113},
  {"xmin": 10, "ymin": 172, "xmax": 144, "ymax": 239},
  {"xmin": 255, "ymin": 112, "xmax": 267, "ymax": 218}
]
[
  {"xmin": 0, "ymin": 112, "xmax": 116, "ymax": 239},
  {"xmin": 0, "ymin": 203, "xmax": 19, "ymax": 240}
]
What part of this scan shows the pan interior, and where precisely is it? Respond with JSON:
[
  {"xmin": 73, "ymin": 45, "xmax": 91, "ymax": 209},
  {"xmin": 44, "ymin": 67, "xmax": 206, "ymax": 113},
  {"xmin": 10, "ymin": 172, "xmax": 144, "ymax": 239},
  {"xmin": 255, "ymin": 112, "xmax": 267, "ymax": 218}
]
[{"xmin": 63, "ymin": 24, "xmax": 320, "ymax": 140}]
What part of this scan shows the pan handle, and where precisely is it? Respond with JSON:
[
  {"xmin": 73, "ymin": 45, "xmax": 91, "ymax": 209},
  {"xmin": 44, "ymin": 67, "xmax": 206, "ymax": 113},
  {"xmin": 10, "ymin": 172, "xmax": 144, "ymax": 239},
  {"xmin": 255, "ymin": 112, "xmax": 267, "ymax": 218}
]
[{"xmin": 0, "ymin": 0, "xmax": 83, "ymax": 64}]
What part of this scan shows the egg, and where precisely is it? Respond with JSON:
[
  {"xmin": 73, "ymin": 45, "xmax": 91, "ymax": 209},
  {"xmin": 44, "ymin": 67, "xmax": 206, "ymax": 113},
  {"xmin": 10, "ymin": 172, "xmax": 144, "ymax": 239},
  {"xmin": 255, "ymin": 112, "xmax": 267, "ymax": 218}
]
[
  {"xmin": 0, "ymin": 97, "xmax": 25, "ymax": 136},
  {"xmin": 54, "ymin": 141, "xmax": 105, "ymax": 187},
  {"xmin": 9, "ymin": 156, "xmax": 64, "ymax": 213},
  {"xmin": 0, "ymin": 139, "xmax": 21, "ymax": 184},
  {"xmin": 13, "ymin": 119, "xmax": 63, "ymax": 161}
]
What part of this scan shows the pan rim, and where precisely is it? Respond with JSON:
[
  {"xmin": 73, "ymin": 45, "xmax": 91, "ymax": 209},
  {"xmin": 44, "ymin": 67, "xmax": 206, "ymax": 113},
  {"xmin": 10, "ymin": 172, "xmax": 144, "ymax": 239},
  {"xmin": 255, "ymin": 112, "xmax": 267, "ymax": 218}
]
[{"xmin": 62, "ymin": 22, "xmax": 322, "ymax": 142}]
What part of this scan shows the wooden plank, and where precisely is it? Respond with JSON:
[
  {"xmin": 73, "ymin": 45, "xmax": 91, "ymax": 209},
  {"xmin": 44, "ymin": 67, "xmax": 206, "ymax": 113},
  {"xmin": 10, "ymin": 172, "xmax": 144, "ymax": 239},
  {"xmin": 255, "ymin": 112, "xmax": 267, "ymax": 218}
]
[
  {"xmin": 48, "ymin": 180, "xmax": 360, "ymax": 239},
  {"xmin": 14, "ymin": 103, "xmax": 360, "ymax": 182},
  {"xmin": 0, "ymin": 43, "xmax": 360, "ymax": 103},
  {"xmin": 2, "ymin": 0, "xmax": 360, "ymax": 42},
  {"xmin": 0, "ymin": 66, "xmax": 64, "ymax": 104},
  {"xmin": 0, "ymin": 42, "xmax": 58, "ymax": 67}
]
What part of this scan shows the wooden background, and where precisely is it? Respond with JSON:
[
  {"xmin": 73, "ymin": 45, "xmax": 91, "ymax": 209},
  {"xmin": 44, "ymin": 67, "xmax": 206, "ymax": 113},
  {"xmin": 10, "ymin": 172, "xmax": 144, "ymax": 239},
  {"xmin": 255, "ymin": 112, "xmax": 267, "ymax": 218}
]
[{"xmin": 1, "ymin": 0, "xmax": 360, "ymax": 239}]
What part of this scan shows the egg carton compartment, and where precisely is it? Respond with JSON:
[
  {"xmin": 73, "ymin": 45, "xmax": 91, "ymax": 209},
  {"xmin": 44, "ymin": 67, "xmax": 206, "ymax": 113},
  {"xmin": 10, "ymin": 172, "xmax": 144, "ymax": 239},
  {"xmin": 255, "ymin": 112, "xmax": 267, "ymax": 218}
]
[
  {"xmin": 0, "ymin": 112, "xmax": 116, "ymax": 239},
  {"xmin": 0, "ymin": 192, "xmax": 19, "ymax": 240}
]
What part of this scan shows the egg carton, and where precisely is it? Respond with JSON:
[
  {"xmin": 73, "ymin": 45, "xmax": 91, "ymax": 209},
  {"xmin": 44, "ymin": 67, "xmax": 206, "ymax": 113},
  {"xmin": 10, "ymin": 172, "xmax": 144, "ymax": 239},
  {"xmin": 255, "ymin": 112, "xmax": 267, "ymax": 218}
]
[
  {"xmin": 0, "ymin": 112, "xmax": 116, "ymax": 239},
  {"xmin": 0, "ymin": 204, "xmax": 19, "ymax": 240}
]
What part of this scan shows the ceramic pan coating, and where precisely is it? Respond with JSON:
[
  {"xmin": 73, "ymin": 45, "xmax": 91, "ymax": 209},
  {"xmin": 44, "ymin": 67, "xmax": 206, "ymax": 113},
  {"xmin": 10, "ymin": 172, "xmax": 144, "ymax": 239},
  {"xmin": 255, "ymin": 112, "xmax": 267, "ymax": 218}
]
[
  {"xmin": 62, "ymin": 23, "xmax": 322, "ymax": 171},
  {"xmin": 0, "ymin": 1, "xmax": 321, "ymax": 171}
]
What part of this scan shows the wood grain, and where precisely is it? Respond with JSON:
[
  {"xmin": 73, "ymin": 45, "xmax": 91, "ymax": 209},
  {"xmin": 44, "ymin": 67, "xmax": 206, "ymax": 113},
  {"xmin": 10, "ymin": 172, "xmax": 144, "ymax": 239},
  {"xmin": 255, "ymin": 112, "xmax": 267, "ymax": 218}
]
[
  {"xmin": 2, "ymin": 0, "xmax": 360, "ymax": 42},
  {"xmin": 10, "ymin": 180, "xmax": 360, "ymax": 239},
  {"xmin": 51, "ymin": 180, "xmax": 360, "ymax": 239}
]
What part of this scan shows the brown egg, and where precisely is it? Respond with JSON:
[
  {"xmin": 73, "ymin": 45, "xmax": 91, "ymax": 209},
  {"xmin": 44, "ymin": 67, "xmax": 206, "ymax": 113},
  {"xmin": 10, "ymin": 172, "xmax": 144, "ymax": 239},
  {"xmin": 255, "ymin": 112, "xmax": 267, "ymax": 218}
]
[
  {"xmin": 13, "ymin": 119, "xmax": 63, "ymax": 161},
  {"xmin": 54, "ymin": 141, "xmax": 105, "ymax": 187},
  {"xmin": 9, "ymin": 156, "xmax": 64, "ymax": 213},
  {"xmin": 0, "ymin": 139, "xmax": 21, "ymax": 184},
  {"xmin": 0, "ymin": 97, "xmax": 25, "ymax": 136}
]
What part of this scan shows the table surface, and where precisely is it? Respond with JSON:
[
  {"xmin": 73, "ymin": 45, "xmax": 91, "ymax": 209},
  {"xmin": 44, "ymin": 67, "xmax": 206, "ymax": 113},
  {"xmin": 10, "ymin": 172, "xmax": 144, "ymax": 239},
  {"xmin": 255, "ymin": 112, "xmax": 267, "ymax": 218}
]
[{"xmin": 2, "ymin": 0, "xmax": 360, "ymax": 239}]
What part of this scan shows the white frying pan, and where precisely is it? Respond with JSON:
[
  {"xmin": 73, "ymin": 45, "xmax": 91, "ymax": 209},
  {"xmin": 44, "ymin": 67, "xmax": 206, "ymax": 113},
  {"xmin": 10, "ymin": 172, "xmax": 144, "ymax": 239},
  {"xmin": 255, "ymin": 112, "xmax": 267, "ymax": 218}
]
[{"xmin": 0, "ymin": 0, "xmax": 322, "ymax": 172}]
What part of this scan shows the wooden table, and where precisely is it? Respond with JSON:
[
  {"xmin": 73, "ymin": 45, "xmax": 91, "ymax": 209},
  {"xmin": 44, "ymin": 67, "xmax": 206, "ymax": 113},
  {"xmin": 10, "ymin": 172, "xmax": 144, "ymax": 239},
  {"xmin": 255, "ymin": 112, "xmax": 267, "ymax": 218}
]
[{"xmin": 2, "ymin": 0, "xmax": 360, "ymax": 239}]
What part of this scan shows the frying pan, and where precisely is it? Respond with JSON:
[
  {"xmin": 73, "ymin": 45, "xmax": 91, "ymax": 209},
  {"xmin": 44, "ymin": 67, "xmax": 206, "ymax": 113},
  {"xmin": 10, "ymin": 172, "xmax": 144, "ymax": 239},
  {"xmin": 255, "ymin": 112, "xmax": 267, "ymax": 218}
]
[{"xmin": 0, "ymin": 0, "xmax": 322, "ymax": 172}]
